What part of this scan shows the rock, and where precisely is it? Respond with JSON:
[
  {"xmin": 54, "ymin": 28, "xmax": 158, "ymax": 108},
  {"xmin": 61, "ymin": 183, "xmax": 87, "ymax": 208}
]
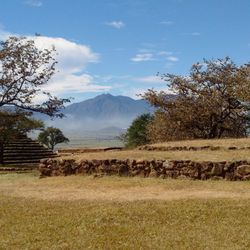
[
  {"xmin": 136, "ymin": 159, "xmax": 145, "ymax": 164},
  {"xmin": 225, "ymin": 172, "xmax": 234, "ymax": 181},
  {"xmin": 40, "ymin": 158, "xmax": 48, "ymax": 164},
  {"xmin": 162, "ymin": 161, "xmax": 173, "ymax": 170},
  {"xmin": 40, "ymin": 167, "xmax": 52, "ymax": 176},
  {"xmin": 144, "ymin": 167, "xmax": 151, "ymax": 177},
  {"xmin": 118, "ymin": 164, "xmax": 129, "ymax": 177},
  {"xmin": 236, "ymin": 165, "xmax": 250, "ymax": 176},
  {"xmin": 211, "ymin": 164, "xmax": 223, "ymax": 176},
  {"xmin": 242, "ymin": 174, "xmax": 250, "ymax": 181},
  {"xmin": 201, "ymin": 173, "xmax": 207, "ymax": 180},
  {"xmin": 149, "ymin": 168, "xmax": 158, "ymax": 178},
  {"xmin": 38, "ymin": 163, "xmax": 46, "ymax": 170}
]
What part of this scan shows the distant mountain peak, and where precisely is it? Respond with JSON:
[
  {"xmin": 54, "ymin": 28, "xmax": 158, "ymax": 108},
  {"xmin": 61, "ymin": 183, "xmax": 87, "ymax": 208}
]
[
  {"xmin": 40, "ymin": 94, "xmax": 155, "ymax": 133},
  {"xmin": 64, "ymin": 93, "xmax": 153, "ymax": 119}
]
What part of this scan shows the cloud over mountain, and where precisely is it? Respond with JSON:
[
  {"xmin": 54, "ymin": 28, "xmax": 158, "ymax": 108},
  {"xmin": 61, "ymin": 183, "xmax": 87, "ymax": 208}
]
[{"xmin": 0, "ymin": 29, "xmax": 111, "ymax": 100}]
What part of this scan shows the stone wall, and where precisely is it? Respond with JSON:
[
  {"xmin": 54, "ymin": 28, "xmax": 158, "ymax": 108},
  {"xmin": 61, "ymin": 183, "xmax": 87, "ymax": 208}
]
[{"xmin": 39, "ymin": 158, "xmax": 250, "ymax": 181}]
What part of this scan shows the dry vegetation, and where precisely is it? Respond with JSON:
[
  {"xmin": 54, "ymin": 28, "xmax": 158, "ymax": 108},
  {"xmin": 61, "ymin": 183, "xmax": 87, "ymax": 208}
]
[
  {"xmin": 0, "ymin": 173, "xmax": 250, "ymax": 249},
  {"xmin": 1, "ymin": 173, "xmax": 250, "ymax": 201},
  {"xmin": 57, "ymin": 138, "xmax": 250, "ymax": 162},
  {"xmin": 1, "ymin": 138, "xmax": 250, "ymax": 249},
  {"xmin": 151, "ymin": 137, "xmax": 250, "ymax": 148},
  {"xmin": 59, "ymin": 148, "xmax": 250, "ymax": 162}
]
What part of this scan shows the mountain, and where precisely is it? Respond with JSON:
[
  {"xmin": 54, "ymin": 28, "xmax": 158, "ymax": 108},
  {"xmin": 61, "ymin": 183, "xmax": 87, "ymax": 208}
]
[
  {"xmin": 43, "ymin": 94, "xmax": 154, "ymax": 133},
  {"xmin": 64, "ymin": 93, "xmax": 153, "ymax": 119}
]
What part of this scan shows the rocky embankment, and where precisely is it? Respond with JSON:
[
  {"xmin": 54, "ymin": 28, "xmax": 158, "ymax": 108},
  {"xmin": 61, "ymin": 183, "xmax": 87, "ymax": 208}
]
[{"xmin": 39, "ymin": 158, "xmax": 250, "ymax": 181}]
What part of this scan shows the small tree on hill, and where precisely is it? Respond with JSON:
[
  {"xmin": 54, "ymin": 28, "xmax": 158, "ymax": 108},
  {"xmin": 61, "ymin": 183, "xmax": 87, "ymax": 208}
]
[
  {"xmin": 38, "ymin": 127, "xmax": 69, "ymax": 150},
  {"xmin": 143, "ymin": 57, "xmax": 250, "ymax": 141},
  {"xmin": 121, "ymin": 114, "xmax": 153, "ymax": 148}
]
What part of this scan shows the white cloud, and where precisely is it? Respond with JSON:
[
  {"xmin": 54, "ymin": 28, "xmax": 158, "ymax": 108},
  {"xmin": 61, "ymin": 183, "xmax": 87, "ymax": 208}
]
[
  {"xmin": 158, "ymin": 51, "xmax": 173, "ymax": 56},
  {"xmin": 131, "ymin": 53, "xmax": 154, "ymax": 62},
  {"xmin": 29, "ymin": 36, "xmax": 111, "ymax": 97},
  {"xmin": 191, "ymin": 32, "xmax": 201, "ymax": 36},
  {"xmin": 136, "ymin": 75, "xmax": 164, "ymax": 84},
  {"xmin": 122, "ymin": 88, "xmax": 147, "ymax": 99},
  {"xmin": 43, "ymin": 73, "xmax": 111, "ymax": 94},
  {"xmin": 122, "ymin": 86, "xmax": 172, "ymax": 100},
  {"xmin": 24, "ymin": 0, "xmax": 43, "ymax": 7},
  {"xmin": 167, "ymin": 56, "xmax": 179, "ymax": 62},
  {"xmin": 160, "ymin": 21, "xmax": 174, "ymax": 25},
  {"xmin": 0, "ymin": 29, "xmax": 15, "ymax": 40},
  {"xmin": 32, "ymin": 36, "xmax": 99, "ymax": 73},
  {"xmin": 0, "ymin": 30, "xmax": 111, "ymax": 100},
  {"xmin": 105, "ymin": 21, "xmax": 125, "ymax": 29}
]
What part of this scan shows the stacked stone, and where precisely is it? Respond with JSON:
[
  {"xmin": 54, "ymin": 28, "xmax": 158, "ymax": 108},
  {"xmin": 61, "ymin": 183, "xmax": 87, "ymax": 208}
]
[{"xmin": 39, "ymin": 158, "xmax": 250, "ymax": 181}]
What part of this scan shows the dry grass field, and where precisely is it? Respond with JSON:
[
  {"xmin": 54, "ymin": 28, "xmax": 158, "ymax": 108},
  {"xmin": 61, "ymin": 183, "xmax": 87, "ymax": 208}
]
[
  {"xmin": 0, "ymin": 173, "xmax": 250, "ymax": 249},
  {"xmin": 151, "ymin": 137, "xmax": 250, "ymax": 148},
  {"xmin": 59, "ymin": 148, "xmax": 250, "ymax": 162},
  {"xmin": 1, "ymin": 138, "xmax": 250, "ymax": 249},
  {"xmin": 58, "ymin": 137, "xmax": 250, "ymax": 162}
]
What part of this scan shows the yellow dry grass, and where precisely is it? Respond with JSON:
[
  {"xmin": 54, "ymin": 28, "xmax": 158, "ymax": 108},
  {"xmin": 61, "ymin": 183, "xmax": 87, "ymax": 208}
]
[
  {"xmin": 56, "ymin": 137, "xmax": 250, "ymax": 162},
  {"xmin": 151, "ymin": 137, "xmax": 250, "ymax": 148},
  {"xmin": 1, "ymin": 138, "xmax": 250, "ymax": 249},
  {"xmin": 58, "ymin": 148, "xmax": 250, "ymax": 162},
  {"xmin": 0, "ymin": 174, "xmax": 250, "ymax": 249},
  {"xmin": 1, "ymin": 173, "xmax": 250, "ymax": 202}
]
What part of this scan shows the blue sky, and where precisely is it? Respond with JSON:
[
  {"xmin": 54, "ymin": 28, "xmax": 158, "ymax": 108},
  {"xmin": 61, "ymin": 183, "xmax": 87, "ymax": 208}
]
[{"xmin": 1, "ymin": 0, "xmax": 250, "ymax": 102}]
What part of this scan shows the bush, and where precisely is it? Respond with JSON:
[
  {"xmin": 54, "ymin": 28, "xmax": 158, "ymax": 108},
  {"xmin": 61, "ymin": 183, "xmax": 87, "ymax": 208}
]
[{"xmin": 121, "ymin": 114, "xmax": 153, "ymax": 148}]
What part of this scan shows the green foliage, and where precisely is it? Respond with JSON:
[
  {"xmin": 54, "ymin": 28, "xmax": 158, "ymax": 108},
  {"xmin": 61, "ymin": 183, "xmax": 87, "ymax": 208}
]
[
  {"xmin": 38, "ymin": 127, "xmax": 69, "ymax": 150},
  {"xmin": 121, "ymin": 114, "xmax": 153, "ymax": 148},
  {"xmin": 0, "ymin": 111, "xmax": 44, "ymax": 140}
]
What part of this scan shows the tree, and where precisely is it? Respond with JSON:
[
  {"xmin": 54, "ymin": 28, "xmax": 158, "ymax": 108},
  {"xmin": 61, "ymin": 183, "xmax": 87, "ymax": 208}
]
[
  {"xmin": 143, "ymin": 57, "xmax": 250, "ymax": 141},
  {"xmin": 38, "ymin": 127, "xmax": 69, "ymax": 150},
  {"xmin": 0, "ymin": 36, "xmax": 70, "ymax": 163},
  {"xmin": 121, "ymin": 114, "xmax": 153, "ymax": 148},
  {"xmin": 0, "ymin": 36, "xmax": 70, "ymax": 117}
]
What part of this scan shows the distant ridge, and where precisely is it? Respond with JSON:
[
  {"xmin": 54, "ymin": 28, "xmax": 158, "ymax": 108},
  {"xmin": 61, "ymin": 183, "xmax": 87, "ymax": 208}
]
[
  {"xmin": 34, "ymin": 93, "xmax": 174, "ymax": 133},
  {"xmin": 64, "ymin": 93, "xmax": 153, "ymax": 119}
]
